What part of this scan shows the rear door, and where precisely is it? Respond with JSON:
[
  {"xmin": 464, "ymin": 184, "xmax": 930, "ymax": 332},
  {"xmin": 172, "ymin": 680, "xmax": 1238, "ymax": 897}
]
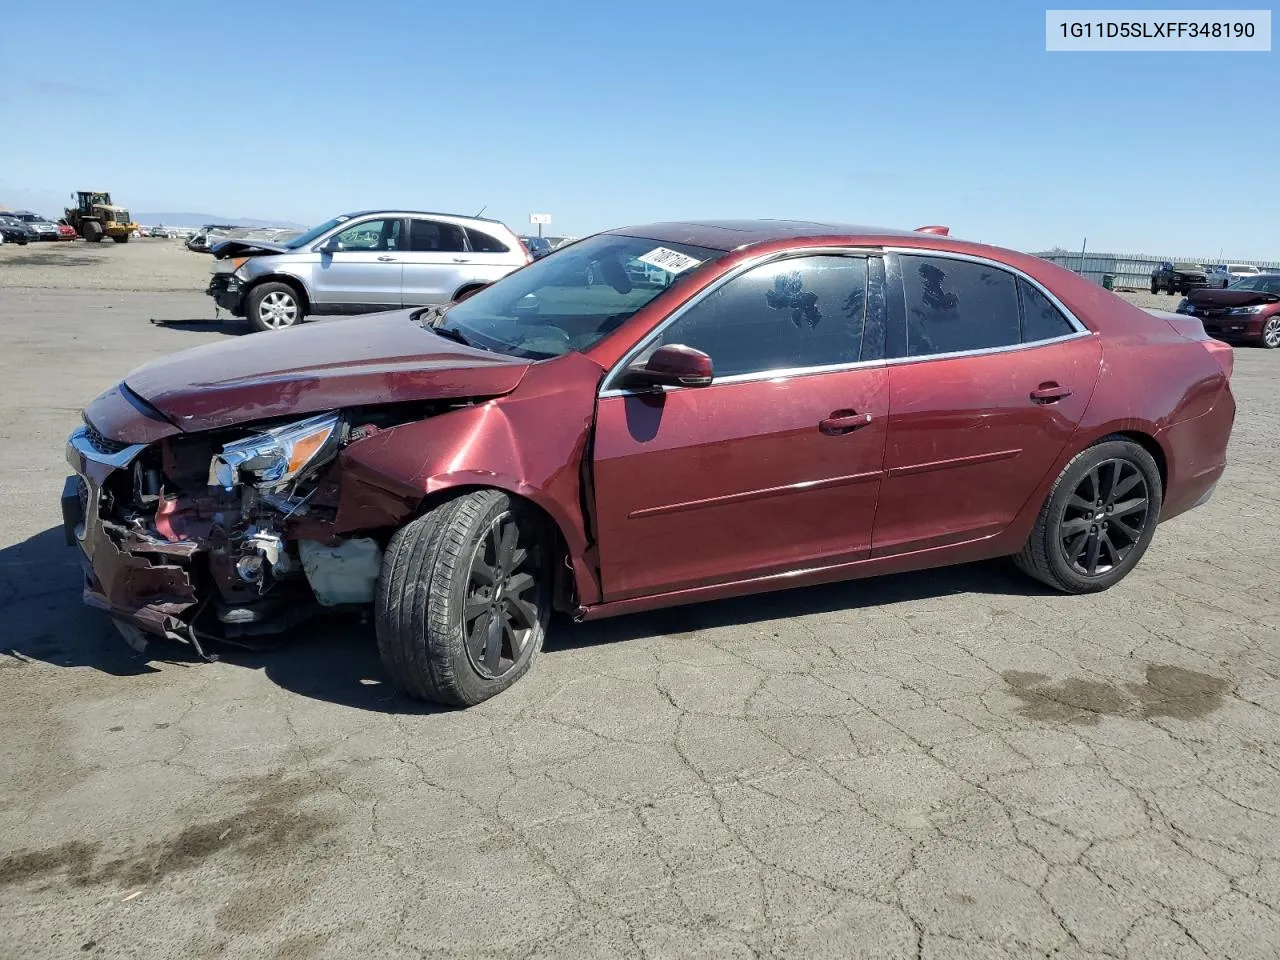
[
  {"xmin": 870, "ymin": 253, "xmax": 1102, "ymax": 557},
  {"xmin": 592, "ymin": 252, "xmax": 891, "ymax": 600},
  {"xmin": 309, "ymin": 216, "xmax": 404, "ymax": 309},
  {"xmin": 401, "ymin": 217, "xmax": 471, "ymax": 305},
  {"xmin": 463, "ymin": 225, "xmax": 526, "ymax": 286}
]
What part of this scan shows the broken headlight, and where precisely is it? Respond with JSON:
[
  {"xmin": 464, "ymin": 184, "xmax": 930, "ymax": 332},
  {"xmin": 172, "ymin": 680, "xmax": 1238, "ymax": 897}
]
[{"xmin": 209, "ymin": 412, "xmax": 343, "ymax": 491}]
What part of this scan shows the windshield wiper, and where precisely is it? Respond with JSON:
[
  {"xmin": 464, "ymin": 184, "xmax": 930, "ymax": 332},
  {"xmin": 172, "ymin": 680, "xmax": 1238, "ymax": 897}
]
[{"xmin": 432, "ymin": 324, "xmax": 489, "ymax": 351}]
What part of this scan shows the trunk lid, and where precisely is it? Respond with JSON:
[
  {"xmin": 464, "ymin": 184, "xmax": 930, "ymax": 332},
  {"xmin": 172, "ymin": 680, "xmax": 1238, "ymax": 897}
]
[{"xmin": 124, "ymin": 310, "xmax": 531, "ymax": 432}]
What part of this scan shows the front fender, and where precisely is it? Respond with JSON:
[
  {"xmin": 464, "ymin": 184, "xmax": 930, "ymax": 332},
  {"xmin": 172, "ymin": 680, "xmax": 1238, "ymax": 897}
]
[{"xmin": 332, "ymin": 351, "xmax": 607, "ymax": 603}]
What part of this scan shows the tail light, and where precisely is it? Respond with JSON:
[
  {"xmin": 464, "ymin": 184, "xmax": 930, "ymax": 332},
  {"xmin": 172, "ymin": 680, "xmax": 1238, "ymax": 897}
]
[{"xmin": 1202, "ymin": 337, "xmax": 1234, "ymax": 378}]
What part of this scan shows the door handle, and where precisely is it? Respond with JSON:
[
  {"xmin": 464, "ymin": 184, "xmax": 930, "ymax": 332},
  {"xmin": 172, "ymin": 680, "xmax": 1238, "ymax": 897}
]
[
  {"xmin": 452, "ymin": 257, "xmax": 472, "ymax": 263},
  {"xmin": 819, "ymin": 410, "xmax": 873, "ymax": 435},
  {"xmin": 376, "ymin": 255, "xmax": 397, "ymax": 262},
  {"xmin": 1030, "ymin": 383, "xmax": 1072, "ymax": 404}
]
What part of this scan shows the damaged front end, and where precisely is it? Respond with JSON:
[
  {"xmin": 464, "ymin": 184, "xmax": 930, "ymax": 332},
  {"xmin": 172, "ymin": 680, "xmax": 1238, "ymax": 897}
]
[{"xmin": 64, "ymin": 411, "xmax": 384, "ymax": 658}]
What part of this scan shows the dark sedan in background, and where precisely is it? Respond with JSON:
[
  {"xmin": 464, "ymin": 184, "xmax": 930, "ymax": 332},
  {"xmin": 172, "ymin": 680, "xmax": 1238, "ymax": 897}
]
[
  {"xmin": 1179, "ymin": 273, "xmax": 1280, "ymax": 348},
  {"xmin": 0, "ymin": 215, "xmax": 34, "ymax": 245}
]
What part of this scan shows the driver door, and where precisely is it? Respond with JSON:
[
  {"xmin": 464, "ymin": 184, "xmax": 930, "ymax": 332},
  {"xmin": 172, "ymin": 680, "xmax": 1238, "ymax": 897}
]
[
  {"xmin": 592, "ymin": 253, "xmax": 889, "ymax": 601},
  {"xmin": 309, "ymin": 217, "xmax": 404, "ymax": 310}
]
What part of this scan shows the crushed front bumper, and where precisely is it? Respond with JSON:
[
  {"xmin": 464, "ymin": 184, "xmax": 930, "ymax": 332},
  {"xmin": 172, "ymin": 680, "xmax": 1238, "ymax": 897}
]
[
  {"xmin": 206, "ymin": 274, "xmax": 245, "ymax": 314},
  {"xmin": 63, "ymin": 426, "xmax": 202, "ymax": 647}
]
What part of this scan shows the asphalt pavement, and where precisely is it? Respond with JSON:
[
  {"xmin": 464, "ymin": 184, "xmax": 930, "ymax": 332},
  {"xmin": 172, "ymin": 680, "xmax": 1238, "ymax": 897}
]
[{"xmin": 2, "ymin": 268, "xmax": 1279, "ymax": 960}]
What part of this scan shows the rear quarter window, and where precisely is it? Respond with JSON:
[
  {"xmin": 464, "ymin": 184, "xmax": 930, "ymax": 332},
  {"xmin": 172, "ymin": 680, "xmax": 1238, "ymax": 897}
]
[{"xmin": 466, "ymin": 228, "xmax": 511, "ymax": 253}]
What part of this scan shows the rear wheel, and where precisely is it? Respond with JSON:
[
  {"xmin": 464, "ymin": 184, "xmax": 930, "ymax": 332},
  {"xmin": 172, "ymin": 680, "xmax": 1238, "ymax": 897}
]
[
  {"xmin": 82, "ymin": 221, "xmax": 104, "ymax": 243},
  {"xmin": 246, "ymin": 282, "xmax": 304, "ymax": 332},
  {"xmin": 111, "ymin": 234, "xmax": 129, "ymax": 244},
  {"xmin": 376, "ymin": 490, "xmax": 551, "ymax": 706},
  {"xmin": 1261, "ymin": 316, "xmax": 1280, "ymax": 349},
  {"xmin": 1014, "ymin": 438, "xmax": 1162, "ymax": 594}
]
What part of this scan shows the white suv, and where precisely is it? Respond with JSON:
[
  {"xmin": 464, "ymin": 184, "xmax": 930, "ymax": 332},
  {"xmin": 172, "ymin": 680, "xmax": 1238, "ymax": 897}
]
[
  {"xmin": 206, "ymin": 210, "xmax": 532, "ymax": 332},
  {"xmin": 1207, "ymin": 263, "xmax": 1262, "ymax": 288}
]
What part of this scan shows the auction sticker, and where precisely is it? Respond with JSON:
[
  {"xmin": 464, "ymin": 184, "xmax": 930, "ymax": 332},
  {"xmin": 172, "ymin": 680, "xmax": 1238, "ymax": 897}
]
[{"xmin": 637, "ymin": 247, "xmax": 702, "ymax": 274}]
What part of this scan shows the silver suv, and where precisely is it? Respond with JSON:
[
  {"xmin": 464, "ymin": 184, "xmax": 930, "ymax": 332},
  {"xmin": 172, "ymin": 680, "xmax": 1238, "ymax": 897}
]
[{"xmin": 207, "ymin": 210, "xmax": 530, "ymax": 332}]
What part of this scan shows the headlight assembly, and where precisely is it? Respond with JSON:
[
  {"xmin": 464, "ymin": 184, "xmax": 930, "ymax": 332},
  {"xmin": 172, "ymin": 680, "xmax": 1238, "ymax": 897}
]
[
  {"xmin": 1226, "ymin": 305, "xmax": 1265, "ymax": 316},
  {"xmin": 209, "ymin": 412, "xmax": 343, "ymax": 490}
]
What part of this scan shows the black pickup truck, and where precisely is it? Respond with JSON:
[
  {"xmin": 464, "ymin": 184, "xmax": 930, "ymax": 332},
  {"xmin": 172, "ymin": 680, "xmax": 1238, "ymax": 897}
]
[{"xmin": 1151, "ymin": 261, "xmax": 1210, "ymax": 295}]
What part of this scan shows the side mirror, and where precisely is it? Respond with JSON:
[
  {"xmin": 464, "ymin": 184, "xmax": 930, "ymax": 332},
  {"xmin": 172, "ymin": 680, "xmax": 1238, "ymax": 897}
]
[
  {"xmin": 317, "ymin": 238, "xmax": 344, "ymax": 255},
  {"xmin": 618, "ymin": 344, "xmax": 713, "ymax": 391}
]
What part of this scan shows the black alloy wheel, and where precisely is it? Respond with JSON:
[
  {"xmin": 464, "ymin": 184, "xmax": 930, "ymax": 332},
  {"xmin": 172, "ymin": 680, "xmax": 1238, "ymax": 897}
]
[
  {"xmin": 463, "ymin": 510, "xmax": 544, "ymax": 679},
  {"xmin": 1058, "ymin": 458, "xmax": 1150, "ymax": 577},
  {"xmin": 1014, "ymin": 438, "xmax": 1163, "ymax": 594}
]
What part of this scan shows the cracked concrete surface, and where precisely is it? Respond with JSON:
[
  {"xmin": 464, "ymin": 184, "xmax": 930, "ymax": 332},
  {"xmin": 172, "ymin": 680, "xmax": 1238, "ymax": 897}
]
[{"xmin": 1, "ymin": 281, "xmax": 1278, "ymax": 959}]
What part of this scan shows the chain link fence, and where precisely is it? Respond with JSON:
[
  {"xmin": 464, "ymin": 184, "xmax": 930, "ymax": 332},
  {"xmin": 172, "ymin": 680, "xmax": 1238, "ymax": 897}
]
[{"xmin": 1033, "ymin": 250, "xmax": 1280, "ymax": 290}]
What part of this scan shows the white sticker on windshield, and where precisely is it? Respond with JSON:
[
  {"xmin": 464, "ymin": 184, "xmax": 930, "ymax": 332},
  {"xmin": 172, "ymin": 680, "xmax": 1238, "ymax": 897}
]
[{"xmin": 637, "ymin": 246, "xmax": 702, "ymax": 275}]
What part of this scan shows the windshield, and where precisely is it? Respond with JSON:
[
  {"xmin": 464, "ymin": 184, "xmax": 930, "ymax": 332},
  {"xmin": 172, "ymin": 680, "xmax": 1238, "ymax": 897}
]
[
  {"xmin": 1229, "ymin": 275, "xmax": 1280, "ymax": 293},
  {"xmin": 284, "ymin": 215, "xmax": 351, "ymax": 249},
  {"xmin": 430, "ymin": 233, "xmax": 724, "ymax": 359}
]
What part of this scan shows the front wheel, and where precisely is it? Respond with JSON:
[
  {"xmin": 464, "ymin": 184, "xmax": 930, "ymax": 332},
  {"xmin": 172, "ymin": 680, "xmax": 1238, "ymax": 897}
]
[
  {"xmin": 83, "ymin": 221, "xmax": 104, "ymax": 243},
  {"xmin": 1150, "ymin": 279, "xmax": 1159, "ymax": 294},
  {"xmin": 246, "ymin": 282, "xmax": 304, "ymax": 332},
  {"xmin": 1014, "ymin": 439, "xmax": 1162, "ymax": 594},
  {"xmin": 375, "ymin": 490, "xmax": 552, "ymax": 706},
  {"xmin": 1260, "ymin": 316, "xmax": 1280, "ymax": 349}
]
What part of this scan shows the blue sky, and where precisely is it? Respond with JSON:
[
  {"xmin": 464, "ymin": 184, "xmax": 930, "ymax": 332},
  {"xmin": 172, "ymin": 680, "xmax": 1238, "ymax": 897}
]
[{"xmin": 2, "ymin": 1, "xmax": 1275, "ymax": 257}]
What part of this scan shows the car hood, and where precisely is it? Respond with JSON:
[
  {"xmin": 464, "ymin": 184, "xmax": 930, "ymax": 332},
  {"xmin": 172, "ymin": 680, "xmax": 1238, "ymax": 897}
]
[
  {"xmin": 123, "ymin": 310, "xmax": 532, "ymax": 433},
  {"xmin": 210, "ymin": 237, "xmax": 294, "ymax": 259},
  {"xmin": 1187, "ymin": 288, "xmax": 1280, "ymax": 308}
]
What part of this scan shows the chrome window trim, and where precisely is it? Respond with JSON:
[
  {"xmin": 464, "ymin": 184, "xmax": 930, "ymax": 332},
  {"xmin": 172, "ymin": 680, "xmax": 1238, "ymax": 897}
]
[
  {"xmin": 884, "ymin": 246, "xmax": 1090, "ymax": 337},
  {"xmin": 598, "ymin": 244, "xmax": 1095, "ymax": 399},
  {"xmin": 600, "ymin": 246, "xmax": 875, "ymax": 395}
]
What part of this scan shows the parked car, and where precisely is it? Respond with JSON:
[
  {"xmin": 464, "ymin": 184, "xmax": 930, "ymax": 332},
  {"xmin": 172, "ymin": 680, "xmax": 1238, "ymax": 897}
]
[
  {"xmin": 205, "ymin": 210, "xmax": 531, "ymax": 332},
  {"xmin": 1178, "ymin": 273, "xmax": 1280, "ymax": 348},
  {"xmin": 519, "ymin": 235, "xmax": 554, "ymax": 260},
  {"xmin": 0, "ymin": 215, "xmax": 34, "ymax": 245},
  {"xmin": 1206, "ymin": 263, "xmax": 1262, "ymax": 289},
  {"xmin": 150, "ymin": 226, "xmax": 171, "ymax": 239},
  {"xmin": 55, "ymin": 220, "xmax": 78, "ymax": 241},
  {"xmin": 1150, "ymin": 261, "xmax": 1209, "ymax": 295},
  {"xmin": 5, "ymin": 210, "xmax": 60, "ymax": 241},
  {"xmin": 64, "ymin": 219, "xmax": 1236, "ymax": 705}
]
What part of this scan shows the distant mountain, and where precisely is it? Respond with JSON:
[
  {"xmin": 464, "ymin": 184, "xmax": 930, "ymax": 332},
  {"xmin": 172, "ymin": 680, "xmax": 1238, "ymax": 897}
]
[{"xmin": 134, "ymin": 213, "xmax": 308, "ymax": 229}]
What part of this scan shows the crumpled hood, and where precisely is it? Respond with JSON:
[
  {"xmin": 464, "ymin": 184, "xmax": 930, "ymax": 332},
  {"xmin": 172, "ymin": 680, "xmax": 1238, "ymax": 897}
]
[
  {"xmin": 124, "ymin": 310, "xmax": 531, "ymax": 433},
  {"xmin": 210, "ymin": 237, "xmax": 294, "ymax": 258}
]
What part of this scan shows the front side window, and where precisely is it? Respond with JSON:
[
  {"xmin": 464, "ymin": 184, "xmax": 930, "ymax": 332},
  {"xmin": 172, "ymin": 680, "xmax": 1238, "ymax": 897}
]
[
  {"xmin": 408, "ymin": 219, "xmax": 467, "ymax": 253},
  {"xmin": 650, "ymin": 255, "xmax": 869, "ymax": 378},
  {"xmin": 334, "ymin": 218, "xmax": 401, "ymax": 251},
  {"xmin": 431, "ymin": 233, "xmax": 723, "ymax": 359},
  {"xmin": 900, "ymin": 255, "xmax": 1020, "ymax": 357}
]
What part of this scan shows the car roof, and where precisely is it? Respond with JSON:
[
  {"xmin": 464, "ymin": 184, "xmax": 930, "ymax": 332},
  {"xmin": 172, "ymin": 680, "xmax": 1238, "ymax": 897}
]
[
  {"xmin": 605, "ymin": 219, "xmax": 951, "ymax": 252},
  {"xmin": 341, "ymin": 209, "xmax": 504, "ymax": 225}
]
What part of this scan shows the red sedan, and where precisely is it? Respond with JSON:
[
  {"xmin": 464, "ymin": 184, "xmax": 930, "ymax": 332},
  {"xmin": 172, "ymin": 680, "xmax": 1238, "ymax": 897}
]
[
  {"xmin": 64, "ymin": 220, "xmax": 1236, "ymax": 705},
  {"xmin": 55, "ymin": 221, "xmax": 78, "ymax": 241}
]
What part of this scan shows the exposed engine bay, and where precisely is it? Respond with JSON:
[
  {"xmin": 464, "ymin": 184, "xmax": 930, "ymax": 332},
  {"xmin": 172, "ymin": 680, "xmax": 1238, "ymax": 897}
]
[{"xmin": 73, "ymin": 401, "xmax": 467, "ymax": 656}]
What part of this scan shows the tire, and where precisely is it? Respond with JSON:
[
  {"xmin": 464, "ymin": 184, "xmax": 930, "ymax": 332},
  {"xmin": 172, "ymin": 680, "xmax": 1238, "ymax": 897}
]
[
  {"xmin": 1150, "ymin": 279, "xmax": 1158, "ymax": 294},
  {"xmin": 83, "ymin": 221, "xmax": 104, "ymax": 243},
  {"xmin": 111, "ymin": 234, "xmax": 129, "ymax": 244},
  {"xmin": 1014, "ymin": 438, "xmax": 1163, "ymax": 594},
  {"xmin": 375, "ymin": 490, "xmax": 552, "ymax": 706},
  {"xmin": 1260, "ymin": 316, "xmax": 1280, "ymax": 349},
  {"xmin": 246, "ymin": 281, "xmax": 305, "ymax": 332}
]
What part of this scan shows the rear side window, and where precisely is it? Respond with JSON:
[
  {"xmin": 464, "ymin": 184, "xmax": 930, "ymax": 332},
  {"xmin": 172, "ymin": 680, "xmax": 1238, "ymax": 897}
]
[
  {"xmin": 1017, "ymin": 278, "xmax": 1076, "ymax": 343},
  {"xmin": 655, "ymin": 255, "xmax": 869, "ymax": 378},
  {"xmin": 407, "ymin": 219, "xmax": 467, "ymax": 253},
  {"xmin": 899, "ymin": 255, "xmax": 1020, "ymax": 357},
  {"xmin": 465, "ymin": 228, "xmax": 510, "ymax": 253}
]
